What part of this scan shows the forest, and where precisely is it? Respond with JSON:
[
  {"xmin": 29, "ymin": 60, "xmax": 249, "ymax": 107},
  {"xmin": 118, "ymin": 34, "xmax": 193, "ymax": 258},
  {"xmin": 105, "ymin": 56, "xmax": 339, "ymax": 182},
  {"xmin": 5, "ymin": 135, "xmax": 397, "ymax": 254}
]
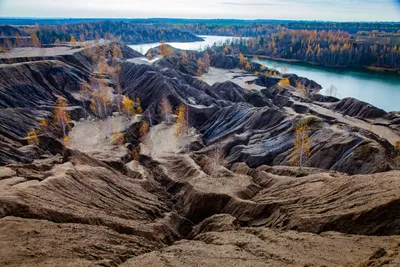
[
  {"xmin": 234, "ymin": 29, "xmax": 400, "ymax": 69},
  {"xmin": 167, "ymin": 23, "xmax": 400, "ymax": 70},
  {"xmin": 0, "ymin": 21, "xmax": 202, "ymax": 47},
  {"xmin": 1, "ymin": 19, "xmax": 400, "ymax": 70}
]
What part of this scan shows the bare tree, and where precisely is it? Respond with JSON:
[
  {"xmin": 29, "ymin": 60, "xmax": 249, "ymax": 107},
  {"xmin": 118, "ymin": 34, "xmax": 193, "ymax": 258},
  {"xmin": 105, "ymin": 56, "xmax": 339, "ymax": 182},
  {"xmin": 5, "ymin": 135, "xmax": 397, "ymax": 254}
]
[
  {"xmin": 159, "ymin": 97, "xmax": 173, "ymax": 124},
  {"xmin": 325, "ymin": 85, "xmax": 338, "ymax": 97},
  {"xmin": 209, "ymin": 149, "xmax": 226, "ymax": 177}
]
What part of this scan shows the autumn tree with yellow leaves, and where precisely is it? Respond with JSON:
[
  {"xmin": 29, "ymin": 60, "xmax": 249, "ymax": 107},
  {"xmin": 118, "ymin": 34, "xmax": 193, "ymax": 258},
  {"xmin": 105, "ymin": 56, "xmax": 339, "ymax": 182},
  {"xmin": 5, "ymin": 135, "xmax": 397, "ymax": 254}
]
[
  {"xmin": 160, "ymin": 41, "xmax": 172, "ymax": 58},
  {"xmin": 174, "ymin": 104, "xmax": 188, "ymax": 136},
  {"xmin": 70, "ymin": 36, "xmax": 77, "ymax": 46},
  {"xmin": 15, "ymin": 33, "xmax": 25, "ymax": 47},
  {"xmin": 296, "ymin": 82, "xmax": 308, "ymax": 96},
  {"xmin": 54, "ymin": 97, "xmax": 71, "ymax": 144},
  {"xmin": 197, "ymin": 58, "xmax": 204, "ymax": 76},
  {"xmin": 26, "ymin": 129, "xmax": 39, "ymax": 145},
  {"xmin": 279, "ymin": 78, "xmax": 291, "ymax": 86},
  {"xmin": 0, "ymin": 45, "xmax": 6, "ymax": 54},
  {"xmin": 244, "ymin": 61, "xmax": 251, "ymax": 71},
  {"xmin": 136, "ymin": 98, "xmax": 143, "ymax": 114},
  {"xmin": 113, "ymin": 44, "xmax": 123, "ymax": 58},
  {"xmin": 239, "ymin": 53, "xmax": 247, "ymax": 67},
  {"xmin": 291, "ymin": 122, "xmax": 311, "ymax": 168},
  {"xmin": 139, "ymin": 121, "xmax": 149, "ymax": 143},
  {"xmin": 97, "ymin": 55, "xmax": 106, "ymax": 74},
  {"xmin": 181, "ymin": 51, "xmax": 189, "ymax": 64},
  {"xmin": 122, "ymin": 96, "xmax": 135, "ymax": 116},
  {"xmin": 131, "ymin": 148, "xmax": 139, "ymax": 161},
  {"xmin": 110, "ymin": 123, "xmax": 124, "ymax": 145},
  {"xmin": 29, "ymin": 32, "xmax": 41, "ymax": 47},
  {"xmin": 203, "ymin": 52, "xmax": 210, "ymax": 70}
]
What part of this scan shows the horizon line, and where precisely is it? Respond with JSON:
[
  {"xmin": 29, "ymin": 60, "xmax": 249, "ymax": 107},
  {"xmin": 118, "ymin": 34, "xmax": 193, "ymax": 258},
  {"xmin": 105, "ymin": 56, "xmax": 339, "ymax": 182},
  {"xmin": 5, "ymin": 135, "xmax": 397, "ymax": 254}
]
[{"xmin": 0, "ymin": 17, "xmax": 399, "ymax": 23}]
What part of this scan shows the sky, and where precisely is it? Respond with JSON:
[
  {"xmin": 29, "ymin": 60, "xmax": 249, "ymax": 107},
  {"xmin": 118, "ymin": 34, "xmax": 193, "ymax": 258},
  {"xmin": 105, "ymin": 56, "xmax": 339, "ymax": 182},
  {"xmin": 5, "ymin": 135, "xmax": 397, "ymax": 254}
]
[{"xmin": 0, "ymin": 0, "xmax": 399, "ymax": 21}]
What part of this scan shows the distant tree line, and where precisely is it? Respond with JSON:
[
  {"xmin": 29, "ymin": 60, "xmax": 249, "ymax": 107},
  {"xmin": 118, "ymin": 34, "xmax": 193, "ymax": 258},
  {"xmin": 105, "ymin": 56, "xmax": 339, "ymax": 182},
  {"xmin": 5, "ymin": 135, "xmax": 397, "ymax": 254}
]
[
  {"xmin": 185, "ymin": 23, "xmax": 400, "ymax": 69},
  {"xmin": 236, "ymin": 29, "xmax": 400, "ymax": 69},
  {"xmin": 286, "ymin": 22, "xmax": 400, "ymax": 34},
  {"xmin": 2, "ymin": 20, "xmax": 400, "ymax": 69},
  {"xmin": 0, "ymin": 21, "xmax": 201, "ymax": 48}
]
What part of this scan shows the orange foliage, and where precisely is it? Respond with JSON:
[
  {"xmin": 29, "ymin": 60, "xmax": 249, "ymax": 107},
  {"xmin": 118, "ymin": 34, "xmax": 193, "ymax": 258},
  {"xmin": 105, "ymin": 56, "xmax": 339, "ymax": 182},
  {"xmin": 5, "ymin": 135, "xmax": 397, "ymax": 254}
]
[
  {"xmin": 122, "ymin": 96, "xmax": 135, "ymax": 116},
  {"xmin": 203, "ymin": 52, "xmax": 210, "ymax": 70},
  {"xmin": 279, "ymin": 78, "xmax": 291, "ymax": 86},
  {"xmin": 291, "ymin": 123, "xmax": 311, "ymax": 168},
  {"xmin": 296, "ymin": 82, "xmax": 307, "ymax": 95},
  {"xmin": 174, "ymin": 104, "xmax": 188, "ymax": 136},
  {"xmin": 136, "ymin": 98, "xmax": 143, "ymax": 114},
  {"xmin": 181, "ymin": 51, "xmax": 189, "ymax": 64},
  {"xmin": 29, "ymin": 32, "xmax": 41, "ymax": 47},
  {"xmin": 70, "ymin": 36, "xmax": 77, "ymax": 45},
  {"xmin": 197, "ymin": 58, "xmax": 204, "ymax": 76},
  {"xmin": 40, "ymin": 118, "xmax": 48, "ymax": 128},
  {"xmin": 54, "ymin": 97, "xmax": 71, "ymax": 139},
  {"xmin": 244, "ymin": 62, "xmax": 251, "ymax": 71},
  {"xmin": 396, "ymin": 141, "xmax": 400, "ymax": 149},
  {"xmin": 239, "ymin": 53, "xmax": 247, "ymax": 66},
  {"xmin": 26, "ymin": 129, "xmax": 39, "ymax": 145},
  {"xmin": 111, "ymin": 123, "xmax": 124, "ymax": 145},
  {"xmin": 139, "ymin": 121, "xmax": 149, "ymax": 142},
  {"xmin": 160, "ymin": 41, "xmax": 172, "ymax": 58},
  {"xmin": 113, "ymin": 44, "xmax": 123, "ymax": 58},
  {"xmin": 131, "ymin": 148, "xmax": 139, "ymax": 161}
]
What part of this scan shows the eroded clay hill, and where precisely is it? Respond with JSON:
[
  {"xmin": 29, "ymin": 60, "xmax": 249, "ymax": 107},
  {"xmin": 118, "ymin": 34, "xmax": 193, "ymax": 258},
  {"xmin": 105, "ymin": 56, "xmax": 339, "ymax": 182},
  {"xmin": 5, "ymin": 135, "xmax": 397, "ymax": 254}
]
[
  {"xmin": 1, "ymin": 144, "xmax": 400, "ymax": 266},
  {"xmin": 0, "ymin": 43, "xmax": 399, "ymax": 266}
]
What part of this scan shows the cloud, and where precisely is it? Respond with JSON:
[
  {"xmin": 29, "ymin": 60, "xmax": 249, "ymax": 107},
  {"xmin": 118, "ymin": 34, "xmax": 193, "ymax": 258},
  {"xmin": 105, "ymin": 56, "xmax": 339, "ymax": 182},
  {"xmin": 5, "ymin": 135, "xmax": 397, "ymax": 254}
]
[{"xmin": 0, "ymin": 0, "xmax": 398, "ymax": 21}]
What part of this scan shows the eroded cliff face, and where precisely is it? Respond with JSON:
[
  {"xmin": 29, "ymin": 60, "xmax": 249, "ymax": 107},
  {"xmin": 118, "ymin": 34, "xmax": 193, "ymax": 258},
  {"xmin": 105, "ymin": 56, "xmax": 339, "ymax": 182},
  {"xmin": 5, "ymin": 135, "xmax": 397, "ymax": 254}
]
[
  {"xmin": 0, "ymin": 43, "xmax": 399, "ymax": 266},
  {"xmin": 1, "ymin": 145, "xmax": 400, "ymax": 266}
]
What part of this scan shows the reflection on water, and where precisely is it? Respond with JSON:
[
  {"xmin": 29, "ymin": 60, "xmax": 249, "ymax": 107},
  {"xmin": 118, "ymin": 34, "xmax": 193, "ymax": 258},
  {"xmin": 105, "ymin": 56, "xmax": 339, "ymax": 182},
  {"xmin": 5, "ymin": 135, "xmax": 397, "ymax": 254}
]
[{"xmin": 254, "ymin": 58, "xmax": 400, "ymax": 112}]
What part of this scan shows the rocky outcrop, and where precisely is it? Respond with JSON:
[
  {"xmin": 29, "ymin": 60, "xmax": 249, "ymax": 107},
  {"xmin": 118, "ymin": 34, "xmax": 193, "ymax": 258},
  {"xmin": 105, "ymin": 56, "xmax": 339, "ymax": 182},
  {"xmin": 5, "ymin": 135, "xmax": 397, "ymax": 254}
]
[
  {"xmin": 1, "ymin": 147, "xmax": 399, "ymax": 266},
  {"xmin": 309, "ymin": 93, "xmax": 340, "ymax": 102},
  {"xmin": 209, "ymin": 53, "xmax": 240, "ymax": 69},
  {"xmin": 121, "ymin": 226, "xmax": 400, "ymax": 267},
  {"xmin": 331, "ymin": 97, "xmax": 388, "ymax": 119},
  {"xmin": 199, "ymin": 103, "xmax": 394, "ymax": 174},
  {"xmin": 285, "ymin": 73, "xmax": 322, "ymax": 91},
  {"xmin": 1, "ymin": 41, "xmax": 399, "ymax": 267}
]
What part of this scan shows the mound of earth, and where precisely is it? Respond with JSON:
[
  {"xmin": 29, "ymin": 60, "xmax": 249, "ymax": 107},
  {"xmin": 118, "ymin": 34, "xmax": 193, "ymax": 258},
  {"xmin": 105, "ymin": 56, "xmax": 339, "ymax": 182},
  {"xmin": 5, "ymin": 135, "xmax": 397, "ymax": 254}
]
[
  {"xmin": 331, "ymin": 97, "xmax": 388, "ymax": 119},
  {"xmin": 0, "ymin": 146, "xmax": 399, "ymax": 266},
  {"xmin": 0, "ymin": 42, "xmax": 399, "ymax": 266}
]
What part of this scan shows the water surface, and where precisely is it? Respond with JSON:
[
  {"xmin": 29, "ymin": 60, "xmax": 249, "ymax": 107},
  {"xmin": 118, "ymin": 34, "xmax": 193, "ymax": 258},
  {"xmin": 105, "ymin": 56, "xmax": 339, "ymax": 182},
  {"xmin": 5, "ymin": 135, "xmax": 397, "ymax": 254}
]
[
  {"xmin": 254, "ymin": 58, "xmax": 400, "ymax": 112},
  {"xmin": 129, "ymin": 35, "xmax": 244, "ymax": 54},
  {"xmin": 130, "ymin": 35, "xmax": 400, "ymax": 112}
]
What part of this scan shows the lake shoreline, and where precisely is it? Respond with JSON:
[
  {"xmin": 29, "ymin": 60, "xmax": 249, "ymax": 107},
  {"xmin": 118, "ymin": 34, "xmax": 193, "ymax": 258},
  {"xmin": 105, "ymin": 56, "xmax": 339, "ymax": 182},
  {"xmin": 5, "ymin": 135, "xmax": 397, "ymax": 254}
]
[
  {"xmin": 253, "ymin": 57, "xmax": 400, "ymax": 112},
  {"xmin": 243, "ymin": 54, "xmax": 400, "ymax": 75}
]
